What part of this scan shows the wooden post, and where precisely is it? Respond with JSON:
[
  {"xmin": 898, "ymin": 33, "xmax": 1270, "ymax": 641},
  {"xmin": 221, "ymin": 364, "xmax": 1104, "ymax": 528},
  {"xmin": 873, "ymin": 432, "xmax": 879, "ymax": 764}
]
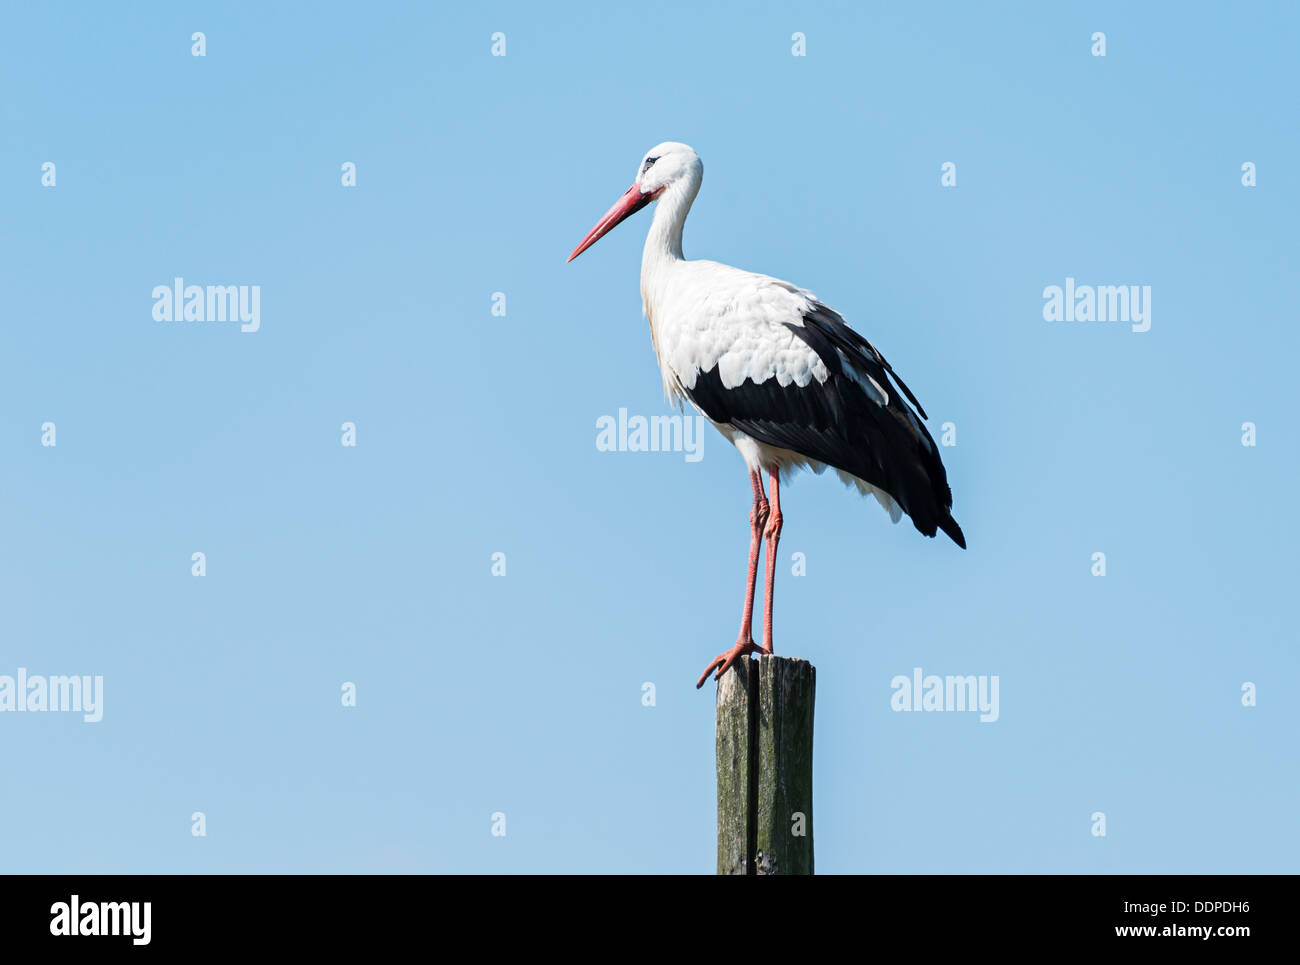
[
  {"xmin": 716, "ymin": 654, "xmax": 815, "ymax": 875},
  {"xmin": 715, "ymin": 659, "xmax": 756, "ymax": 875}
]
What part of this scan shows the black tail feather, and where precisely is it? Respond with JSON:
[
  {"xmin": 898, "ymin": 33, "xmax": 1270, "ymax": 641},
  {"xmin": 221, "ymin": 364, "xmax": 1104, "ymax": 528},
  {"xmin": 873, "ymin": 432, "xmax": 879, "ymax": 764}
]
[{"xmin": 938, "ymin": 514, "xmax": 966, "ymax": 549}]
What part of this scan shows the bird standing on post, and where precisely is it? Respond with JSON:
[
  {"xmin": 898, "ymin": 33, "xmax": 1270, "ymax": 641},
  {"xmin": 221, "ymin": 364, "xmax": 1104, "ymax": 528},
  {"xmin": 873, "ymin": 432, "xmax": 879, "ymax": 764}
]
[{"xmin": 568, "ymin": 143, "xmax": 965, "ymax": 689}]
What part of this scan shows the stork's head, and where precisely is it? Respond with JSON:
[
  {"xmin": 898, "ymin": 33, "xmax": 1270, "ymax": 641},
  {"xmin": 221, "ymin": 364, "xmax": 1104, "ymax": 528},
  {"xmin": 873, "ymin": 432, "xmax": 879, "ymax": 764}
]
[{"xmin": 567, "ymin": 142, "xmax": 702, "ymax": 262}]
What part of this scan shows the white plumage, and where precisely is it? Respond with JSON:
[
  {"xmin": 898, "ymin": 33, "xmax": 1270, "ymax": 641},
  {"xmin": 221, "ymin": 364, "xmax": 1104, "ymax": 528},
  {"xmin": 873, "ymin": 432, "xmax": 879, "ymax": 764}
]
[
  {"xmin": 568, "ymin": 141, "xmax": 963, "ymax": 687},
  {"xmin": 634, "ymin": 144, "xmax": 911, "ymax": 522}
]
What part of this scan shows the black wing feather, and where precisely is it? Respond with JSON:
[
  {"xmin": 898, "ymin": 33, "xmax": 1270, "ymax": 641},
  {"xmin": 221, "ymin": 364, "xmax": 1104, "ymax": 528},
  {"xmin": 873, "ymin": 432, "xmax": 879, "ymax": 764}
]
[{"xmin": 683, "ymin": 302, "xmax": 965, "ymax": 548}]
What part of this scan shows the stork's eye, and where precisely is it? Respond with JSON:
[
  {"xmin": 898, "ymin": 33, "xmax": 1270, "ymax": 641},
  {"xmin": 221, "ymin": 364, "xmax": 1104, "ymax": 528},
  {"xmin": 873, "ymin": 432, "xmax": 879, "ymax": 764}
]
[{"xmin": 642, "ymin": 156, "xmax": 659, "ymax": 174}]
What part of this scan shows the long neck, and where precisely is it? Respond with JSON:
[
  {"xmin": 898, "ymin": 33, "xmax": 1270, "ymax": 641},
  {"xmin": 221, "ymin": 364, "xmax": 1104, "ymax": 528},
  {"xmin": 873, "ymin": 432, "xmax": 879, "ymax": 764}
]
[
  {"xmin": 640, "ymin": 174, "xmax": 700, "ymax": 401},
  {"xmin": 642, "ymin": 175, "xmax": 699, "ymax": 273}
]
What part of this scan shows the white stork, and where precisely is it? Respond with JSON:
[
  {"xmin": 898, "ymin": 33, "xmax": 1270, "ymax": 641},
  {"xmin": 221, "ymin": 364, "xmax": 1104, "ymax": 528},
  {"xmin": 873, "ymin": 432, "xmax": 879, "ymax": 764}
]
[{"xmin": 568, "ymin": 142, "xmax": 965, "ymax": 689}]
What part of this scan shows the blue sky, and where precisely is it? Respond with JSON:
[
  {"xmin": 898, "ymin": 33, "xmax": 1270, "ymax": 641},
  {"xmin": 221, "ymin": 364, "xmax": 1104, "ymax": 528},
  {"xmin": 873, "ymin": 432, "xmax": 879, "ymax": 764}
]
[{"xmin": 1, "ymin": 1, "xmax": 1296, "ymax": 873}]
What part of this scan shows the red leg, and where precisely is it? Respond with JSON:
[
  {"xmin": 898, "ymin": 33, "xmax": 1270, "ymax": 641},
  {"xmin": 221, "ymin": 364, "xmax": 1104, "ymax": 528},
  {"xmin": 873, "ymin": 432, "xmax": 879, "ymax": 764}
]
[
  {"xmin": 696, "ymin": 469, "xmax": 769, "ymax": 689},
  {"xmin": 761, "ymin": 464, "xmax": 783, "ymax": 654}
]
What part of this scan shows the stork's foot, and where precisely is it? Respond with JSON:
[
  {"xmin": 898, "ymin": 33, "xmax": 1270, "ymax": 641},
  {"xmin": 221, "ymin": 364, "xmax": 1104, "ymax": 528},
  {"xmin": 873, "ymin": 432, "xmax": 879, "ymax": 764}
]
[{"xmin": 696, "ymin": 638, "xmax": 770, "ymax": 689}]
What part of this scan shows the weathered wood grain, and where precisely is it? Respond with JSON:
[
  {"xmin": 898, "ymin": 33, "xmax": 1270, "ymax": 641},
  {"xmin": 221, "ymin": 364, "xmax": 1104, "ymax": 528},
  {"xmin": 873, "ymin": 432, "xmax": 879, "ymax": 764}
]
[
  {"xmin": 754, "ymin": 655, "xmax": 815, "ymax": 875},
  {"xmin": 715, "ymin": 659, "xmax": 755, "ymax": 875},
  {"xmin": 716, "ymin": 655, "xmax": 815, "ymax": 875}
]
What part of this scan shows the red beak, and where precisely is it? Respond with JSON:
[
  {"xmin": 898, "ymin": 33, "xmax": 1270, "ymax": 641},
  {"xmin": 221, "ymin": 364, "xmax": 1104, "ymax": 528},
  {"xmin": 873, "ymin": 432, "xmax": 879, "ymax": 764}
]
[{"xmin": 567, "ymin": 183, "xmax": 654, "ymax": 262}]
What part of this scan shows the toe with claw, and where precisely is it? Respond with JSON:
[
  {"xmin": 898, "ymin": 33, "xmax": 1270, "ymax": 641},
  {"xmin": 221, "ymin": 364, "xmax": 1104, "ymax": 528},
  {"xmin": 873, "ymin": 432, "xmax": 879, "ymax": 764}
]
[{"xmin": 696, "ymin": 638, "xmax": 761, "ymax": 689}]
